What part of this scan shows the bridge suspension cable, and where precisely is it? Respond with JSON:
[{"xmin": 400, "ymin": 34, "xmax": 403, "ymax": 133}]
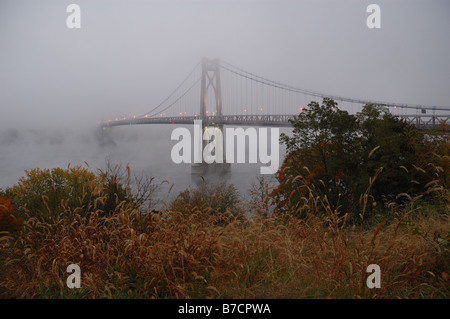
[
  {"xmin": 137, "ymin": 61, "xmax": 201, "ymax": 118},
  {"xmin": 144, "ymin": 77, "xmax": 201, "ymax": 118},
  {"xmin": 219, "ymin": 60, "xmax": 450, "ymax": 112}
]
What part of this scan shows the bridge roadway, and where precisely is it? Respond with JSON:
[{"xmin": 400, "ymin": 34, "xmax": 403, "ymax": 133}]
[
  {"xmin": 102, "ymin": 114, "xmax": 449, "ymax": 131},
  {"xmin": 103, "ymin": 114, "xmax": 294, "ymax": 128}
]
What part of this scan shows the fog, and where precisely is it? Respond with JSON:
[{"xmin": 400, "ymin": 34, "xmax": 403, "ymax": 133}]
[{"xmin": 1, "ymin": 0, "xmax": 449, "ymax": 198}]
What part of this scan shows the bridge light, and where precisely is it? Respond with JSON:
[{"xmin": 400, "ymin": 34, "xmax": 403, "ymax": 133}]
[{"xmin": 145, "ymin": 115, "xmax": 149, "ymax": 118}]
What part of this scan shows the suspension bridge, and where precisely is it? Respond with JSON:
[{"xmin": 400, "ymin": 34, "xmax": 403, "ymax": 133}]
[
  {"xmin": 100, "ymin": 58, "xmax": 449, "ymax": 174},
  {"xmin": 101, "ymin": 58, "xmax": 450, "ymax": 131}
]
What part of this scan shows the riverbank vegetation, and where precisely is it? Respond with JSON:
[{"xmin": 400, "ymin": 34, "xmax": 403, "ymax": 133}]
[{"xmin": 0, "ymin": 100, "xmax": 448, "ymax": 298}]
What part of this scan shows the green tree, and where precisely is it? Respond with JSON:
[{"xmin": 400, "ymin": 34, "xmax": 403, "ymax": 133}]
[
  {"xmin": 277, "ymin": 98, "xmax": 361, "ymax": 216},
  {"xmin": 357, "ymin": 105, "xmax": 425, "ymax": 202},
  {"xmin": 274, "ymin": 99, "xmax": 447, "ymax": 221}
]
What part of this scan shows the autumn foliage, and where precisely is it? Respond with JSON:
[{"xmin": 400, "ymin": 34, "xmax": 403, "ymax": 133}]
[
  {"xmin": 0, "ymin": 100, "xmax": 448, "ymax": 298},
  {"xmin": 0, "ymin": 190, "xmax": 448, "ymax": 298},
  {"xmin": 5, "ymin": 166, "xmax": 132, "ymax": 221},
  {"xmin": 0, "ymin": 196, "xmax": 22, "ymax": 232}
]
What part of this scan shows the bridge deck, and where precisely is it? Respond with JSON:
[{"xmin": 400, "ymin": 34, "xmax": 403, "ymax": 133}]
[{"xmin": 102, "ymin": 114, "xmax": 449, "ymax": 131}]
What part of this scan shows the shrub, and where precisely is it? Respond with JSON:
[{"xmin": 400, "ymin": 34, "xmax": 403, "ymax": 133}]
[
  {"xmin": 5, "ymin": 166, "xmax": 131, "ymax": 220},
  {"xmin": 170, "ymin": 181, "xmax": 241, "ymax": 217},
  {"xmin": 0, "ymin": 196, "xmax": 22, "ymax": 233}
]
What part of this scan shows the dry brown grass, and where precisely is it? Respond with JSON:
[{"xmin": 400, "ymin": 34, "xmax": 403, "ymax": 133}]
[{"xmin": 0, "ymin": 191, "xmax": 448, "ymax": 299}]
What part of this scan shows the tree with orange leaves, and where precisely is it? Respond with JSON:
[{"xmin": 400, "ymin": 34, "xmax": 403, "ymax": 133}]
[{"xmin": 0, "ymin": 196, "xmax": 22, "ymax": 233}]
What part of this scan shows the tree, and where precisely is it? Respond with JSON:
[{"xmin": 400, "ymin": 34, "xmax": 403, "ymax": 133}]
[
  {"xmin": 274, "ymin": 99, "xmax": 447, "ymax": 221},
  {"xmin": 276, "ymin": 98, "xmax": 362, "ymax": 217},
  {"xmin": 0, "ymin": 197, "xmax": 22, "ymax": 233}
]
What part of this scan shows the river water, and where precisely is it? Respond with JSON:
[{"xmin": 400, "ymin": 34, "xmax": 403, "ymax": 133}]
[{"xmin": 0, "ymin": 124, "xmax": 289, "ymax": 204}]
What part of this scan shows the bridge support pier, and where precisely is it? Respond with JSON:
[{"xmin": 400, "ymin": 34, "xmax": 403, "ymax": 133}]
[
  {"xmin": 191, "ymin": 162, "xmax": 231, "ymax": 176},
  {"xmin": 191, "ymin": 123, "xmax": 231, "ymax": 177},
  {"xmin": 191, "ymin": 58, "xmax": 231, "ymax": 177}
]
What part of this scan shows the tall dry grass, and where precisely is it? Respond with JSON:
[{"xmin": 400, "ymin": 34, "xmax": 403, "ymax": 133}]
[{"xmin": 0, "ymin": 186, "xmax": 448, "ymax": 299}]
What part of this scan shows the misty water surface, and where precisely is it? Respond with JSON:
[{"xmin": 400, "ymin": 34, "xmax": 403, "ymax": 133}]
[{"xmin": 0, "ymin": 124, "xmax": 288, "ymax": 204}]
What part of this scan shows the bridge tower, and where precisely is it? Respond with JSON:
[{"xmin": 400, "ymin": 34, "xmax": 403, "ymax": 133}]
[
  {"xmin": 192, "ymin": 58, "xmax": 231, "ymax": 176},
  {"xmin": 200, "ymin": 58, "xmax": 222, "ymax": 118}
]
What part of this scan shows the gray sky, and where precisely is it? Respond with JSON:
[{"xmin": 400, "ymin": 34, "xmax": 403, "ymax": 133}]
[{"xmin": 1, "ymin": 0, "xmax": 449, "ymax": 130}]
